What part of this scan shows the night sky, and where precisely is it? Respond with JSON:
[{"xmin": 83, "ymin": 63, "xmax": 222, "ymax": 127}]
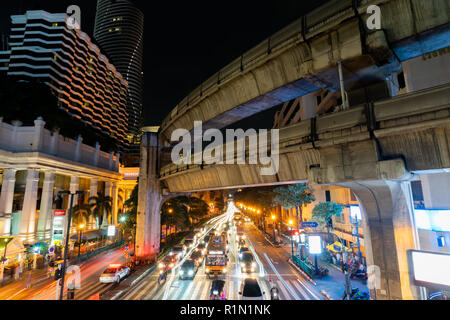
[{"xmin": 0, "ymin": 0, "xmax": 329, "ymax": 128}]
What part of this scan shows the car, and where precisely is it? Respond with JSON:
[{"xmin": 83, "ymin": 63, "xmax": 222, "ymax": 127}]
[
  {"xmin": 184, "ymin": 239, "xmax": 195, "ymax": 249},
  {"xmin": 196, "ymin": 243, "xmax": 207, "ymax": 255},
  {"xmin": 238, "ymin": 238, "xmax": 246, "ymax": 248},
  {"xmin": 159, "ymin": 255, "xmax": 177, "ymax": 271},
  {"xmin": 238, "ymin": 247, "xmax": 251, "ymax": 259},
  {"xmin": 170, "ymin": 245, "xmax": 186, "ymax": 259},
  {"xmin": 190, "ymin": 251, "xmax": 204, "ymax": 267},
  {"xmin": 240, "ymin": 252, "xmax": 257, "ymax": 273},
  {"xmin": 203, "ymin": 235, "xmax": 211, "ymax": 244},
  {"xmin": 239, "ymin": 278, "xmax": 265, "ymax": 300},
  {"xmin": 209, "ymin": 279, "xmax": 226, "ymax": 300},
  {"xmin": 179, "ymin": 260, "xmax": 196, "ymax": 280},
  {"xmin": 99, "ymin": 264, "xmax": 130, "ymax": 284}
]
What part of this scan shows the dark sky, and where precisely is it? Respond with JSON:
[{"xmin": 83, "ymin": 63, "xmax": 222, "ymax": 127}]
[{"xmin": 0, "ymin": 0, "xmax": 329, "ymax": 127}]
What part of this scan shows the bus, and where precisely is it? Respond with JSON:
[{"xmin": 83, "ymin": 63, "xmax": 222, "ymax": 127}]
[{"xmin": 205, "ymin": 235, "xmax": 228, "ymax": 277}]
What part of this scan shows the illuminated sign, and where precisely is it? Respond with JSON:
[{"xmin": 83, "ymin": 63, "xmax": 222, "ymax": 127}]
[
  {"xmin": 107, "ymin": 225, "xmax": 116, "ymax": 237},
  {"xmin": 54, "ymin": 210, "xmax": 66, "ymax": 216},
  {"xmin": 409, "ymin": 250, "xmax": 450, "ymax": 289},
  {"xmin": 414, "ymin": 209, "xmax": 450, "ymax": 232},
  {"xmin": 308, "ymin": 236, "xmax": 322, "ymax": 254},
  {"xmin": 208, "ymin": 251, "xmax": 224, "ymax": 255},
  {"xmin": 51, "ymin": 216, "xmax": 65, "ymax": 245},
  {"xmin": 349, "ymin": 206, "xmax": 362, "ymax": 220}
]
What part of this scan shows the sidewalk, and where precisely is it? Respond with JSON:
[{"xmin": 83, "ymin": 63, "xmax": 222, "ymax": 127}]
[{"xmin": 258, "ymin": 226, "xmax": 368, "ymax": 300}]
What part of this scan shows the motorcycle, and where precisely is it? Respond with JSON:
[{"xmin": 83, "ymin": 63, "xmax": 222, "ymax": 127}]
[{"xmin": 270, "ymin": 287, "xmax": 280, "ymax": 300}]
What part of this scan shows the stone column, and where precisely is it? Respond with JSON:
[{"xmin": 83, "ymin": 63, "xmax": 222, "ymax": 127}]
[
  {"xmin": 88, "ymin": 178, "xmax": 98, "ymax": 229},
  {"xmin": 0, "ymin": 169, "xmax": 16, "ymax": 235},
  {"xmin": 345, "ymin": 180, "xmax": 421, "ymax": 300},
  {"xmin": 19, "ymin": 169, "xmax": 40, "ymax": 244},
  {"xmin": 67, "ymin": 176, "xmax": 79, "ymax": 235},
  {"xmin": 36, "ymin": 171, "xmax": 55, "ymax": 241},
  {"xmin": 102, "ymin": 181, "xmax": 112, "ymax": 227},
  {"xmin": 136, "ymin": 132, "xmax": 162, "ymax": 261},
  {"xmin": 111, "ymin": 182, "xmax": 119, "ymax": 225}
]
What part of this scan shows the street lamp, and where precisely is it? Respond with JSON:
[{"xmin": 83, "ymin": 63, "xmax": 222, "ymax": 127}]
[
  {"xmin": 77, "ymin": 223, "xmax": 85, "ymax": 261},
  {"xmin": 271, "ymin": 215, "xmax": 276, "ymax": 243},
  {"xmin": 58, "ymin": 190, "xmax": 85, "ymax": 301}
]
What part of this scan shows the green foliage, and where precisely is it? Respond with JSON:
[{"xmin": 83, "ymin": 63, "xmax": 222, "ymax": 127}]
[
  {"xmin": 72, "ymin": 204, "xmax": 92, "ymax": 225},
  {"xmin": 311, "ymin": 201, "xmax": 344, "ymax": 226},
  {"xmin": 122, "ymin": 183, "xmax": 138, "ymax": 231},
  {"xmin": 272, "ymin": 183, "xmax": 315, "ymax": 209},
  {"xmin": 0, "ymin": 75, "xmax": 118, "ymax": 152},
  {"xmin": 234, "ymin": 186, "xmax": 275, "ymax": 212},
  {"xmin": 89, "ymin": 192, "xmax": 112, "ymax": 225},
  {"xmin": 161, "ymin": 196, "xmax": 209, "ymax": 231}
]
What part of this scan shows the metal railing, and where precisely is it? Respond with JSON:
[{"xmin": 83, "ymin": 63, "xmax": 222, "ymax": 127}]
[
  {"xmin": 160, "ymin": 0, "xmax": 363, "ymax": 131},
  {"xmin": 74, "ymin": 239, "xmax": 124, "ymax": 263}
]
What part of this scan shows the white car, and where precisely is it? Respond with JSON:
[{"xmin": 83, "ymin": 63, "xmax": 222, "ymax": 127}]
[
  {"xmin": 99, "ymin": 264, "xmax": 130, "ymax": 284},
  {"xmin": 239, "ymin": 278, "xmax": 265, "ymax": 300}
]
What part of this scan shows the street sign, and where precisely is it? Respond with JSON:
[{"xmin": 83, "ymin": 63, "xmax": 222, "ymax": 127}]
[
  {"xmin": 49, "ymin": 245, "xmax": 55, "ymax": 256},
  {"xmin": 301, "ymin": 222, "xmax": 318, "ymax": 228}
]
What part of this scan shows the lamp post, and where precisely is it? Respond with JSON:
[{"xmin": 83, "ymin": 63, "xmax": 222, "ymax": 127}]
[
  {"xmin": 271, "ymin": 215, "xmax": 276, "ymax": 243},
  {"xmin": 58, "ymin": 190, "xmax": 85, "ymax": 301},
  {"xmin": 77, "ymin": 223, "xmax": 85, "ymax": 261},
  {"xmin": 288, "ymin": 220, "xmax": 294, "ymax": 258},
  {"xmin": 119, "ymin": 216, "xmax": 126, "ymax": 241}
]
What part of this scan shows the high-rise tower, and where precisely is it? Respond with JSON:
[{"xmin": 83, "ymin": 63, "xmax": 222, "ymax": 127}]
[{"xmin": 94, "ymin": 0, "xmax": 144, "ymax": 140}]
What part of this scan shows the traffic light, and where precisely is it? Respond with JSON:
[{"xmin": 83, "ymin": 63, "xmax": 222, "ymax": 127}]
[{"xmin": 54, "ymin": 266, "xmax": 63, "ymax": 280}]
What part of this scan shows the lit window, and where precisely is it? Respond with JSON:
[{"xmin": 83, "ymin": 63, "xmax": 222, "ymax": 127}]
[
  {"xmin": 52, "ymin": 23, "xmax": 58, "ymax": 27},
  {"xmin": 114, "ymin": 27, "xmax": 121, "ymax": 31},
  {"xmin": 53, "ymin": 55, "xmax": 57, "ymax": 61}
]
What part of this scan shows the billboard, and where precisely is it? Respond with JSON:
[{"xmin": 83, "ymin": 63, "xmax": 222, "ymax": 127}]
[
  {"xmin": 408, "ymin": 250, "xmax": 450, "ymax": 289},
  {"xmin": 308, "ymin": 235, "xmax": 322, "ymax": 254}
]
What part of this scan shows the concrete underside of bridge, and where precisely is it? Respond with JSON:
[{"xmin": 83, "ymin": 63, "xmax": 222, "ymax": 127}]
[{"xmin": 160, "ymin": 0, "xmax": 450, "ymax": 143}]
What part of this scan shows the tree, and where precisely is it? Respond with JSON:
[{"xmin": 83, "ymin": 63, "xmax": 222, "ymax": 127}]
[
  {"xmin": 272, "ymin": 183, "xmax": 315, "ymax": 229},
  {"xmin": 161, "ymin": 196, "xmax": 209, "ymax": 234},
  {"xmin": 72, "ymin": 204, "xmax": 92, "ymax": 226},
  {"xmin": 311, "ymin": 201, "xmax": 344, "ymax": 243},
  {"xmin": 89, "ymin": 192, "xmax": 112, "ymax": 227},
  {"xmin": 122, "ymin": 183, "xmax": 138, "ymax": 233}
]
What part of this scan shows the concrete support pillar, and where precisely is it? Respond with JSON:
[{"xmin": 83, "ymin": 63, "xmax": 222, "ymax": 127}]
[
  {"xmin": 88, "ymin": 178, "xmax": 98, "ymax": 230},
  {"xmin": 19, "ymin": 169, "xmax": 40, "ymax": 244},
  {"xmin": 345, "ymin": 180, "xmax": 421, "ymax": 300},
  {"xmin": 0, "ymin": 169, "xmax": 16, "ymax": 235},
  {"xmin": 36, "ymin": 171, "xmax": 55, "ymax": 241},
  {"xmin": 111, "ymin": 182, "xmax": 118, "ymax": 225},
  {"xmin": 136, "ymin": 132, "xmax": 162, "ymax": 261}
]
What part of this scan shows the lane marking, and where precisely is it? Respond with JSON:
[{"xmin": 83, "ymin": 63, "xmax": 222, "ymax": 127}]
[{"xmin": 263, "ymin": 253, "xmax": 300, "ymax": 300}]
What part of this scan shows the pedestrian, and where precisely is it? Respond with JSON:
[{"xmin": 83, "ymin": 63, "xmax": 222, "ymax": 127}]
[{"xmin": 25, "ymin": 270, "xmax": 32, "ymax": 289}]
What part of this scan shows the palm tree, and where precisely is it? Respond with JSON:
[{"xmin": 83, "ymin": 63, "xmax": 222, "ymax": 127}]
[
  {"xmin": 72, "ymin": 203, "xmax": 92, "ymax": 226},
  {"xmin": 89, "ymin": 192, "xmax": 112, "ymax": 228}
]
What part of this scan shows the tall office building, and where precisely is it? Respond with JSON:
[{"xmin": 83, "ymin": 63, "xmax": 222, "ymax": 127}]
[
  {"xmin": 0, "ymin": 10, "xmax": 130, "ymax": 147},
  {"xmin": 94, "ymin": 0, "xmax": 144, "ymax": 140}
]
